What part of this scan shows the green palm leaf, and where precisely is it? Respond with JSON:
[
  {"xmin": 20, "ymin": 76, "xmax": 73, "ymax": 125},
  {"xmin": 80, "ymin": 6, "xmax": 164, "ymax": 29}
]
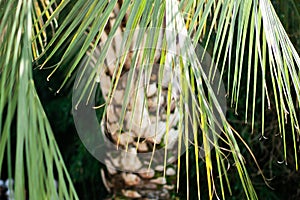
[
  {"xmin": 0, "ymin": 0, "xmax": 299, "ymax": 199},
  {"xmin": 0, "ymin": 0, "xmax": 77, "ymax": 199}
]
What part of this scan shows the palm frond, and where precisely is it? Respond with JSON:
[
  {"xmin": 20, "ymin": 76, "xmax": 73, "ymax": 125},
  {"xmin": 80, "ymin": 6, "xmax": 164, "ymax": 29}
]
[
  {"xmin": 36, "ymin": 0, "xmax": 300, "ymax": 199},
  {"xmin": 1, "ymin": 0, "xmax": 299, "ymax": 199},
  {"xmin": 0, "ymin": 0, "xmax": 78, "ymax": 199}
]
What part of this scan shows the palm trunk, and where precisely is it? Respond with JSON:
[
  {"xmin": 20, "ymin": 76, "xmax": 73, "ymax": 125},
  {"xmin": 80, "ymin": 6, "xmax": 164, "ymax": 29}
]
[
  {"xmin": 84, "ymin": 2, "xmax": 181, "ymax": 198},
  {"xmin": 98, "ymin": 63, "xmax": 179, "ymax": 199}
]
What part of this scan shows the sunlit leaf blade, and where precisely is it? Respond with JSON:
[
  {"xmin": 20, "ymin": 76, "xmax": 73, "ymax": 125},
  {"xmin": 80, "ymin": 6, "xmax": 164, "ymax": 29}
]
[
  {"xmin": 0, "ymin": 0, "xmax": 78, "ymax": 199},
  {"xmin": 3, "ymin": 0, "xmax": 297, "ymax": 199}
]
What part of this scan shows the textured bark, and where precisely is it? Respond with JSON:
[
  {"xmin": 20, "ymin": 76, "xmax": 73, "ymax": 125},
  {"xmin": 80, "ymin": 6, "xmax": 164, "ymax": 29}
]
[{"xmin": 86, "ymin": 2, "xmax": 181, "ymax": 198}]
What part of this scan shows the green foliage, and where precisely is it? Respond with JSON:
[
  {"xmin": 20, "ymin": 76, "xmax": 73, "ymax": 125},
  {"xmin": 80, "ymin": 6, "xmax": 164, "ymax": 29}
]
[{"xmin": 0, "ymin": 0, "xmax": 299, "ymax": 199}]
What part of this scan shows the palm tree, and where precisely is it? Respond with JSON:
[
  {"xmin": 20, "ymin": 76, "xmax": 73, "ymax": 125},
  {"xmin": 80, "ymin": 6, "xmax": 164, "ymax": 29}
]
[{"xmin": 0, "ymin": 0, "xmax": 299, "ymax": 199}]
